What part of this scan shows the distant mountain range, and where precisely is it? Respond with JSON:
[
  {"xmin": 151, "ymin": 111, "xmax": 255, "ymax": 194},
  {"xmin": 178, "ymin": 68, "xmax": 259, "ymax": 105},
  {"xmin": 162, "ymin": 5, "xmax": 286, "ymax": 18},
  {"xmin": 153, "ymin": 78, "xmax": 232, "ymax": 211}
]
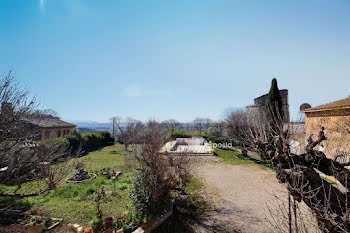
[
  {"xmin": 69, "ymin": 121, "xmax": 111, "ymax": 132},
  {"xmin": 68, "ymin": 120, "xmax": 199, "ymax": 133},
  {"xmin": 78, "ymin": 128, "xmax": 99, "ymax": 134}
]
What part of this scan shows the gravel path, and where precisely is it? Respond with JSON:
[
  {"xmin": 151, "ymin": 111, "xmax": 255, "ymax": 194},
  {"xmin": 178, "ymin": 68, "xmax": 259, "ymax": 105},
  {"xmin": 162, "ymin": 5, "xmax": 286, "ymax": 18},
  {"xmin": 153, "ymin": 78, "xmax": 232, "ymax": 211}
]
[{"xmin": 194, "ymin": 161, "xmax": 288, "ymax": 233}]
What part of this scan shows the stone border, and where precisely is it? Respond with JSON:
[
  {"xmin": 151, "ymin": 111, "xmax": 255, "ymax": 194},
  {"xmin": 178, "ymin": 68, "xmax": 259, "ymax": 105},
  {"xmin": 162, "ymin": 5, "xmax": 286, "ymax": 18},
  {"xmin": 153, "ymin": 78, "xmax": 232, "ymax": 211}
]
[
  {"xmin": 68, "ymin": 202, "xmax": 174, "ymax": 233},
  {"xmin": 132, "ymin": 203, "xmax": 173, "ymax": 233},
  {"xmin": 66, "ymin": 173, "xmax": 97, "ymax": 184}
]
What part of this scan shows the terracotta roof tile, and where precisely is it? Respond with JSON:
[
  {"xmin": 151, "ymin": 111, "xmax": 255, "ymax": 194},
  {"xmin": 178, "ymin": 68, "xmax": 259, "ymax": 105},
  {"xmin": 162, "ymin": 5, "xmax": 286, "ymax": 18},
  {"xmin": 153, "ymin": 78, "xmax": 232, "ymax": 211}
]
[
  {"xmin": 22, "ymin": 117, "xmax": 76, "ymax": 128},
  {"xmin": 302, "ymin": 97, "xmax": 350, "ymax": 113}
]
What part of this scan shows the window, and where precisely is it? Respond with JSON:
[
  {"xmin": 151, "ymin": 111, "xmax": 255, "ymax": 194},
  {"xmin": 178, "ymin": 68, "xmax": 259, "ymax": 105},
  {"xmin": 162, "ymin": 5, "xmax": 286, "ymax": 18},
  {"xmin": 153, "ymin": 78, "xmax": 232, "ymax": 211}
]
[
  {"xmin": 45, "ymin": 131, "xmax": 50, "ymax": 139},
  {"xmin": 57, "ymin": 130, "xmax": 61, "ymax": 137}
]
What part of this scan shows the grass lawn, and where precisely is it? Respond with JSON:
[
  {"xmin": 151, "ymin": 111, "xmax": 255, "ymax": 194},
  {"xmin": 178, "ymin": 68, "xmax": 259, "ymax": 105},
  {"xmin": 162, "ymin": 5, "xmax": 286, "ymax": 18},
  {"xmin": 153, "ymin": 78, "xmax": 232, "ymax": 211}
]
[
  {"xmin": 214, "ymin": 147, "xmax": 276, "ymax": 171},
  {"xmin": 214, "ymin": 147, "xmax": 253, "ymax": 165},
  {"xmin": 1, "ymin": 144, "xmax": 138, "ymax": 231}
]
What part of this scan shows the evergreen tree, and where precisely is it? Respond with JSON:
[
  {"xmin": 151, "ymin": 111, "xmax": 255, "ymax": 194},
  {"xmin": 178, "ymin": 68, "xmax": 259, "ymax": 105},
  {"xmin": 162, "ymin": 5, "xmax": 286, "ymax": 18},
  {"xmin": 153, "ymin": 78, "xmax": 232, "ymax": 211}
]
[{"xmin": 264, "ymin": 78, "xmax": 283, "ymax": 133}]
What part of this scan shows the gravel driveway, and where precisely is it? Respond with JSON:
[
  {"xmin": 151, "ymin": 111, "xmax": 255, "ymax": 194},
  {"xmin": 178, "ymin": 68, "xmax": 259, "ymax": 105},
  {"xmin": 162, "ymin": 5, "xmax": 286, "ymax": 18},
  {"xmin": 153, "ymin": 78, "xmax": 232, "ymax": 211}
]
[{"xmin": 193, "ymin": 161, "xmax": 288, "ymax": 233}]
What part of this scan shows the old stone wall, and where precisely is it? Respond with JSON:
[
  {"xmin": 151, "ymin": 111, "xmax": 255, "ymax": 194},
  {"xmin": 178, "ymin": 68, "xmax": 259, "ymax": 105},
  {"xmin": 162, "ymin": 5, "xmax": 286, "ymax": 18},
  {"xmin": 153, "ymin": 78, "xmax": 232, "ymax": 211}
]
[
  {"xmin": 41, "ymin": 127, "xmax": 76, "ymax": 140},
  {"xmin": 305, "ymin": 112, "xmax": 350, "ymax": 159}
]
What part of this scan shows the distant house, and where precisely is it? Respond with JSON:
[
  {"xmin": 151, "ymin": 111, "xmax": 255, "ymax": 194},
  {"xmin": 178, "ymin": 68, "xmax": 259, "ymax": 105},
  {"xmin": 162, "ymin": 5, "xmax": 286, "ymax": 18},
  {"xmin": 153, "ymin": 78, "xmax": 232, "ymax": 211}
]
[
  {"xmin": 23, "ymin": 117, "xmax": 76, "ymax": 140},
  {"xmin": 1, "ymin": 102, "xmax": 76, "ymax": 141},
  {"xmin": 302, "ymin": 97, "xmax": 350, "ymax": 159},
  {"xmin": 246, "ymin": 89, "xmax": 290, "ymax": 123}
]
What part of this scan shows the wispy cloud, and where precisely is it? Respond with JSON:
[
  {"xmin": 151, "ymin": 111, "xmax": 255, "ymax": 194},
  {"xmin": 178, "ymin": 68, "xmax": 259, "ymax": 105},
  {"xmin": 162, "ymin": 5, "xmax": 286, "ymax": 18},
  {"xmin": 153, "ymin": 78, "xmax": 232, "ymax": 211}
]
[
  {"xmin": 40, "ymin": 0, "xmax": 45, "ymax": 12},
  {"xmin": 120, "ymin": 85, "xmax": 169, "ymax": 97},
  {"xmin": 144, "ymin": 90, "xmax": 169, "ymax": 96},
  {"xmin": 120, "ymin": 85, "xmax": 142, "ymax": 97},
  {"xmin": 68, "ymin": 0, "xmax": 89, "ymax": 15},
  {"xmin": 40, "ymin": 0, "xmax": 88, "ymax": 15}
]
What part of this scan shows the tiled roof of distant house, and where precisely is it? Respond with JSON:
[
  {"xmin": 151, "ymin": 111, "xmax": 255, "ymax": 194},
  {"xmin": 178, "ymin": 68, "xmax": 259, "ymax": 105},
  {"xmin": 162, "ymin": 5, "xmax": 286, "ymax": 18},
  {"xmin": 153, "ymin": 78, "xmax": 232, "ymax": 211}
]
[
  {"xmin": 22, "ymin": 117, "xmax": 76, "ymax": 128},
  {"xmin": 301, "ymin": 98, "xmax": 350, "ymax": 113}
]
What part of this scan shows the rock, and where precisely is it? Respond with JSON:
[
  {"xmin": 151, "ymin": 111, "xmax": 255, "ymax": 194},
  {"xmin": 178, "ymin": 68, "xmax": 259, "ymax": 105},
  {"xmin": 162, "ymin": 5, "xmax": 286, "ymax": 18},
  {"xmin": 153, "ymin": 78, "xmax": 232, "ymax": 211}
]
[{"xmin": 68, "ymin": 223, "xmax": 83, "ymax": 233}]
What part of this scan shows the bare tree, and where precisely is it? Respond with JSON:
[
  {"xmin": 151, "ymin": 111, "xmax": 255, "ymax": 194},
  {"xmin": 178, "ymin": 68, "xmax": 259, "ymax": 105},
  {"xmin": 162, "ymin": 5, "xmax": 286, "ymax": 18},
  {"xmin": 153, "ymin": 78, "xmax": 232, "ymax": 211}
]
[
  {"xmin": 0, "ymin": 71, "xmax": 76, "ymax": 223},
  {"xmin": 162, "ymin": 119, "xmax": 181, "ymax": 133},
  {"xmin": 225, "ymin": 105, "xmax": 350, "ymax": 232},
  {"xmin": 111, "ymin": 116, "xmax": 144, "ymax": 151},
  {"xmin": 193, "ymin": 118, "xmax": 213, "ymax": 134},
  {"xmin": 224, "ymin": 108, "xmax": 270, "ymax": 158},
  {"xmin": 207, "ymin": 121, "xmax": 225, "ymax": 137},
  {"xmin": 109, "ymin": 116, "xmax": 118, "ymax": 144}
]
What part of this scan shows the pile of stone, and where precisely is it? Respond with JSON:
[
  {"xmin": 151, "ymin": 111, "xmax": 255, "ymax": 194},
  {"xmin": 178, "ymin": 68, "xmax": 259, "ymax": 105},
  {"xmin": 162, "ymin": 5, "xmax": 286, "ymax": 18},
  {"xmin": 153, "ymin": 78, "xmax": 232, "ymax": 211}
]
[
  {"xmin": 100, "ymin": 167, "xmax": 122, "ymax": 179},
  {"xmin": 66, "ymin": 168, "xmax": 96, "ymax": 184}
]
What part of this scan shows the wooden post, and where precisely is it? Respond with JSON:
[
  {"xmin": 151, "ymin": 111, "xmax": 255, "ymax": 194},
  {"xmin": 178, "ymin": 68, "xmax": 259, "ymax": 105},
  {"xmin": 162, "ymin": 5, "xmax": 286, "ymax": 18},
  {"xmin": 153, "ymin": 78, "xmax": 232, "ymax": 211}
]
[
  {"xmin": 288, "ymin": 193, "xmax": 292, "ymax": 233},
  {"xmin": 293, "ymin": 197, "xmax": 298, "ymax": 233}
]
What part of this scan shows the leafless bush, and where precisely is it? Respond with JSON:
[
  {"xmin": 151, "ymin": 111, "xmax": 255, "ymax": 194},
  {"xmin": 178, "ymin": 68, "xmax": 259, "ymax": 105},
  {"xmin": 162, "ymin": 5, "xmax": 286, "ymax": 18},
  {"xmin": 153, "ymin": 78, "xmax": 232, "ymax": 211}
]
[
  {"xmin": 0, "ymin": 71, "xmax": 77, "ymax": 223},
  {"xmin": 267, "ymin": 190, "xmax": 321, "ymax": 233},
  {"xmin": 224, "ymin": 108, "xmax": 275, "ymax": 160},
  {"xmin": 131, "ymin": 120, "xmax": 192, "ymax": 219}
]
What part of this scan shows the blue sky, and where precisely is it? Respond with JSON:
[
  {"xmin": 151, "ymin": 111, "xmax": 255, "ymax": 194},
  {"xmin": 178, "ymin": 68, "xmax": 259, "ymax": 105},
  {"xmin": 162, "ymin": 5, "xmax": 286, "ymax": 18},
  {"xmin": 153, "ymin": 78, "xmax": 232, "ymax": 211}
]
[{"xmin": 1, "ymin": 0, "xmax": 349, "ymax": 122}]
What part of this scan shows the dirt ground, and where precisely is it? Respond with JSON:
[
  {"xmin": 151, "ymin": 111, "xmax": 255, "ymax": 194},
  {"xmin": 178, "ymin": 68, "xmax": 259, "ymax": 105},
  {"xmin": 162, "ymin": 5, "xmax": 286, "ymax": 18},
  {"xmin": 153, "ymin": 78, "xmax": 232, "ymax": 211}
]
[{"xmin": 193, "ymin": 160, "xmax": 289, "ymax": 233}]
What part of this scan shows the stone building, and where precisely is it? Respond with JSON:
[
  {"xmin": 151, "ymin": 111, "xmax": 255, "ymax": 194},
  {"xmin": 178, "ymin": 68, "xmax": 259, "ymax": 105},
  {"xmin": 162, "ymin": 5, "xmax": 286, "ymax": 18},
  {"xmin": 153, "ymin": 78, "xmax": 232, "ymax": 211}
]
[
  {"xmin": 302, "ymin": 97, "xmax": 350, "ymax": 159},
  {"xmin": 23, "ymin": 117, "xmax": 77, "ymax": 140},
  {"xmin": 1, "ymin": 102, "xmax": 76, "ymax": 141},
  {"xmin": 247, "ymin": 89, "xmax": 290, "ymax": 123}
]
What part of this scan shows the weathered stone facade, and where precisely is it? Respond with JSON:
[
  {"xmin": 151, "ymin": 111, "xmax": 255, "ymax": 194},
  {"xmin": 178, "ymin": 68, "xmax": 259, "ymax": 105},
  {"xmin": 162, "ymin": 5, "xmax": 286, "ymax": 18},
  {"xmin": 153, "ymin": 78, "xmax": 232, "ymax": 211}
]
[
  {"xmin": 247, "ymin": 89, "xmax": 290, "ymax": 123},
  {"xmin": 41, "ymin": 126, "xmax": 76, "ymax": 140},
  {"xmin": 302, "ymin": 98, "xmax": 350, "ymax": 159}
]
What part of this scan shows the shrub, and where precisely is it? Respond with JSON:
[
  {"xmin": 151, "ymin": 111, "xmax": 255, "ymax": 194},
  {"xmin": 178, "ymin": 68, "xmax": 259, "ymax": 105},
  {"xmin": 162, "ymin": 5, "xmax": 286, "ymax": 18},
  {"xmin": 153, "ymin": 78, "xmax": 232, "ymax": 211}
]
[
  {"xmin": 90, "ymin": 214, "xmax": 103, "ymax": 230},
  {"xmin": 171, "ymin": 129, "xmax": 207, "ymax": 139},
  {"xmin": 204, "ymin": 136, "xmax": 227, "ymax": 144},
  {"xmin": 130, "ymin": 168, "xmax": 165, "ymax": 220},
  {"xmin": 65, "ymin": 130, "xmax": 112, "ymax": 153},
  {"xmin": 172, "ymin": 129, "xmax": 187, "ymax": 138},
  {"xmin": 65, "ymin": 130, "xmax": 83, "ymax": 153},
  {"xmin": 42, "ymin": 136, "xmax": 69, "ymax": 147},
  {"xmin": 131, "ymin": 121, "xmax": 191, "ymax": 220},
  {"xmin": 82, "ymin": 133, "xmax": 102, "ymax": 152},
  {"xmin": 191, "ymin": 131, "xmax": 206, "ymax": 137},
  {"xmin": 97, "ymin": 131, "xmax": 113, "ymax": 146}
]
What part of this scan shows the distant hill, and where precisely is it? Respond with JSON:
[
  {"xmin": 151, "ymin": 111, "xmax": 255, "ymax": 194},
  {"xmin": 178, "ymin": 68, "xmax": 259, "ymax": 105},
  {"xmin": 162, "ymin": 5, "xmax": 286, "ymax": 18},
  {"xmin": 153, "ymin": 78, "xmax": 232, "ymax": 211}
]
[
  {"xmin": 78, "ymin": 128, "xmax": 99, "ymax": 134},
  {"xmin": 70, "ymin": 121, "xmax": 111, "ymax": 132}
]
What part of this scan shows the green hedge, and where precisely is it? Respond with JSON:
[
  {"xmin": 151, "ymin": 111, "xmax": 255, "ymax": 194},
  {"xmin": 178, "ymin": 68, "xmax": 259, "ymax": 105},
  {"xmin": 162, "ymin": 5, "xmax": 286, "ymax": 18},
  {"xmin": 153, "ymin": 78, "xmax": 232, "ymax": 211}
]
[
  {"xmin": 43, "ymin": 130, "xmax": 113, "ymax": 154},
  {"xmin": 65, "ymin": 130, "xmax": 83, "ymax": 153},
  {"xmin": 204, "ymin": 136, "xmax": 227, "ymax": 144},
  {"xmin": 81, "ymin": 131, "xmax": 113, "ymax": 152},
  {"xmin": 171, "ymin": 129, "xmax": 207, "ymax": 139}
]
